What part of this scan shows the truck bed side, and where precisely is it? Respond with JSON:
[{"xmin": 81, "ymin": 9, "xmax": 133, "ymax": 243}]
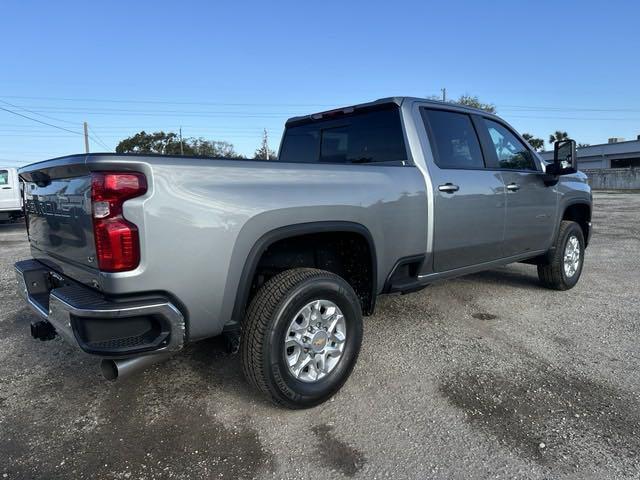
[{"xmin": 20, "ymin": 154, "xmax": 428, "ymax": 340}]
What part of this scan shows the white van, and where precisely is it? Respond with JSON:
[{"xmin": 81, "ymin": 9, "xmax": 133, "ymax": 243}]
[{"xmin": 0, "ymin": 167, "xmax": 23, "ymax": 221}]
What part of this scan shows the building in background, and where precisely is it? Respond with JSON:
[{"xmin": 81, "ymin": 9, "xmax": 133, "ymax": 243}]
[{"xmin": 540, "ymin": 135, "xmax": 640, "ymax": 169}]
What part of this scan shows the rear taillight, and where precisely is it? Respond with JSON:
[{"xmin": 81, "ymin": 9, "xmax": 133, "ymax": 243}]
[{"xmin": 91, "ymin": 172, "xmax": 147, "ymax": 272}]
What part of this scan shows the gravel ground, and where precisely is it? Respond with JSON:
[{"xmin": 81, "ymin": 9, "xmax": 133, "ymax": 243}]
[{"xmin": 1, "ymin": 192, "xmax": 639, "ymax": 480}]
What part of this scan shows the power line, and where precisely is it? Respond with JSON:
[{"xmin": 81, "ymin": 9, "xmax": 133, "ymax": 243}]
[
  {"xmin": 498, "ymin": 104, "xmax": 640, "ymax": 113},
  {"xmin": 0, "ymin": 94, "xmax": 336, "ymax": 108},
  {"xmin": 3, "ymin": 94, "xmax": 640, "ymax": 114},
  {"xmin": 0, "ymin": 99, "xmax": 79, "ymax": 125},
  {"xmin": 4, "ymin": 109, "xmax": 294, "ymax": 119},
  {"xmin": 87, "ymin": 124, "xmax": 111, "ymax": 151},
  {"xmin": 0, "ymin": 134, "xmax": 87, "ymax": 137},
  {"xmin": 0, "ymin": 105, "xmax": 84, "ymax": 135},
  {"xmin": 3, "ymin": 105, "xmax": 298, "ymax": 117},
  {"xmin": 0, "ymin": 157, "xmax": 31, "ymax": 164},
  {"xmin": 504, "ymin": 114, "xmax": 640, "ymax": 121},
  {"xmin": 0, "ymin": 105, "xmax": 114, "ymax": 150},
  {"xmin": 0, "ymin": 123, "xmax": 282, "ymax": 132},
  {"xmin": 0, "ymin": 133, "xmax": 276, "ymax": 139},
  {"xmin": 6, "ymin": 103, "xmax": 640, "ymax": 120}
]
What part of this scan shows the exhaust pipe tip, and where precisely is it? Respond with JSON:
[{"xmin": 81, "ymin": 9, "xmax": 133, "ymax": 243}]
[
  {"xmin": 100, "ymin": 354, "xmax": 171, "ymax": 381},
  {"xmin": 100, "ymin": 359, "xmax": 119, "ymax": 381}
]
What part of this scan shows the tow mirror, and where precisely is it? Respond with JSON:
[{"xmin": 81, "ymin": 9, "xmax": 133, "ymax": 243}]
[{"xmin": 549, "ymin": 139, "xmax": 577, "ymax": 175}]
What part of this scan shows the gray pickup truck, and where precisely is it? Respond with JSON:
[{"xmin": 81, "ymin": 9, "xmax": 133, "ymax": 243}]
[{"xmin": 14, "ymin": 97, "xmax": 591, "ymax": 408}]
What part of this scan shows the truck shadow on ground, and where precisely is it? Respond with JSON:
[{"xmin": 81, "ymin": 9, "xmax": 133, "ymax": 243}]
[{"xmin": 180, "ymin": 336, "xmax": 247, "ymax": 385}]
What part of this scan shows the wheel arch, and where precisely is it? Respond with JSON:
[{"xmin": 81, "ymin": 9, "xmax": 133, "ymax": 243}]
[
  {"xmin": 561, "ymin": 201, "xmax": 592, "ymax": 247},
  {"xmin": 231, "ymin": 221, "xmax": 378, "ymax": 326}
]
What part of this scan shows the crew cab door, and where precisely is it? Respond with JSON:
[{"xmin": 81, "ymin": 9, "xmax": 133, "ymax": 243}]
[
  {"xmin": 420, "ymin": 108, "xmax": 506, "ymax": 272},
  {"xmin": 479, "ymin": 119, "xmax": 557, "ymax": 256}
]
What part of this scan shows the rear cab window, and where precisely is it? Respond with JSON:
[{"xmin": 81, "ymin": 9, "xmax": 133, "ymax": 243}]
[
  {"xmin": 279, "ymin": 106, "xmax": 408, "ymax": 165},
  {"xmin": 0, "ymin": 170, "xmax": 8, "ymax": 185},
  {"xmin": 421, "ymin": 109, "xmax": 485, "ymax": 169}
]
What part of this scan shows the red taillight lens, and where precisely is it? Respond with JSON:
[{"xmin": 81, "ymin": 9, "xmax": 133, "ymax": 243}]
[{"xmin": 91, "ymin": 172, "xmax": 147, "ymax": 272}]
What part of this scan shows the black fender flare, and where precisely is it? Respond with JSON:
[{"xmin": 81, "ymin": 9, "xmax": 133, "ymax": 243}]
[
  {"xmin": 558, "ymin": 200, "xmax": 592, "ymax": 245},
  {"xmin": 231, "ymin": 221, "xmax": 378, "ymax": 324}
]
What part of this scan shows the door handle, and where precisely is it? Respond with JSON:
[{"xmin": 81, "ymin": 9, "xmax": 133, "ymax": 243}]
[
  {"xmin": 438, "ymin": 183, "xmax": 459, "ymax": 193},
  {"xmin": 506, "ymin": 183, "xmax": 520, "ymax": 192},
  {"xmin": 1, "ymin": 187, "xmax": 11, "ymax": 190}
]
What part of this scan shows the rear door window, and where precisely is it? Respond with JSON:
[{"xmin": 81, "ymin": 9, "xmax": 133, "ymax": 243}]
[
  {"xmin": 279, "ymin": 107, "xmax": 407, "ymax": 164},
  {"xmin": 421, "ymin": 109, "xmax": 485, "ymax": 169},
  {"xmin": 0, "ymin": 170, "xmax": 8, "ymax": 185}
]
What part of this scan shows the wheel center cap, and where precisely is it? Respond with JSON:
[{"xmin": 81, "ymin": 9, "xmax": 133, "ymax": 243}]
[{"xmin": 310, "ymin": 331, "xmax": 328, "ymax": 352}]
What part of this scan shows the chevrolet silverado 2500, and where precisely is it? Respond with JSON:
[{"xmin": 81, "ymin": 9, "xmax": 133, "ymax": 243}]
[{"xmin": 14, "ymin": 97, "xmax": 591, "ymax": 408}]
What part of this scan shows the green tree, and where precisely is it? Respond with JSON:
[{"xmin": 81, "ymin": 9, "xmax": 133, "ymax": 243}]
[
  {"xmin": 427, "ymin": 93, "xmax": 497, "ymax": 113},
  {"xmin": 116, "ymin": 131, "xmax": 243, "ymax": 158},
  {"xmin": 549, "ymin": 130, "xmax": 569, "ymax": 145},
  {"xmin": 454, "ymin": 94, "xmax": 496, "ymax": 113},
  {"xmin": 522, "ymin": 133, "xmax": 545, "ymax": 152},
  {"xmin": 115, "ymin": 131, "xmax": 194, "ymax": 155},
  {"xmin": 190, "ymin": 138, "xmax": 243, "ymax": 158}
]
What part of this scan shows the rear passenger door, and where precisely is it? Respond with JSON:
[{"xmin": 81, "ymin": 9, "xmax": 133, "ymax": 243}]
[
  {"xmin": 421, "ymin": 108, "xmax": 506, "ymax": 272},
  {"xmin": 480, "ymin": 119, "xmax": 558, "ymax": 256}
]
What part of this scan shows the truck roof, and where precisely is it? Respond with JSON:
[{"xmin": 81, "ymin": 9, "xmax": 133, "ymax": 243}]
[{"xmin": 285, "ymin": 96, "xmax": 495, "ymax": 127}]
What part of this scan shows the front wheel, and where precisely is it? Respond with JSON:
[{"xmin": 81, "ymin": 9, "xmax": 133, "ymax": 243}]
[
  {"xmin": 537, "ymin": 220, "xmax": 585, "ymax": 290},
  {"xmin": 241, "ymin": 268, "xmax": 363, "ymax": 409}
]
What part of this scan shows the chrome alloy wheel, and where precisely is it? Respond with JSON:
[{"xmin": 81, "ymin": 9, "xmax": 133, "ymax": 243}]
[
  {"xmin": 284, "ymin": 299, "xmax": 346, "ymax": 383},
  {"xmin": 564, "ymin": 234, "xmax": 581, "ymax": 278}
]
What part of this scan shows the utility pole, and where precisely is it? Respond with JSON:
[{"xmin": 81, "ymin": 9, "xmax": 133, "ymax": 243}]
[
  {"xmin": 83, "ymin": 121, "xmax": 90, "ymax": 153},
  {"xmin": 179, "ymin": 127, "xmax": 184, "ymax": 155},
  {"xmin": 441, "ymin": 88, "xmax": 447, "ymax": 102},
  {"xmin": 263, "ymin": 128, "xmax": 269, "ymax": 160}
]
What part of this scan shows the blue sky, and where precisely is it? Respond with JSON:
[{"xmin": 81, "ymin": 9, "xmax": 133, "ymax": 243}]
[{"xmin": 1, "ymin": 0, "xmax": 639, "ymax": 166}]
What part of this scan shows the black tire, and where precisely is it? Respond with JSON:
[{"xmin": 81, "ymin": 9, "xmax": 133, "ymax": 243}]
[
  {"xmin": 537, "ymin": 220, "xmax": 585, "ymax": 290},
  {"xmin": 241, "ymin": 268, "xmax": 363, "ymax": 409}
]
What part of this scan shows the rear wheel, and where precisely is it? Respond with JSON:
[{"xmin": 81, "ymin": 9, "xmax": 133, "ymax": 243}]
[
  {"xmin": 241, "ymin": 268, "xmax": 363, "ymax": 409},
  {"xmin": 537, "ymin": 220, "xmax": 585, "ymax": 290}
]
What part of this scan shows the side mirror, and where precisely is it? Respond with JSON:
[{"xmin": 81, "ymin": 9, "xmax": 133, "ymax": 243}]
[{"xmin": 549, "ymin": 139, "xmax": 577, "ymax": 175}]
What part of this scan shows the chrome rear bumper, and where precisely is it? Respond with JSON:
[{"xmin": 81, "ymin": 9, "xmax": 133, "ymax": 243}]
[{"xmin": 15, "ymin": 259, "xmax": 185, "ymax": 358}]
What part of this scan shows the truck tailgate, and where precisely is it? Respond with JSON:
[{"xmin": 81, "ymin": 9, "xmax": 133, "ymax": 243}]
[{"xmin": 23, "ymin": 173, "xmax": 97, "ymax": 270}]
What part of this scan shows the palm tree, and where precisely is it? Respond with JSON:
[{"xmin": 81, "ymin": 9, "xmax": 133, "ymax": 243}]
[
  {"xmin": 522, "ymin": 133, "xmax": 545, "ymax": 152},
  {"xmin": 549, "ymin": 130, "xmax": 569, "ymax": 145}
]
